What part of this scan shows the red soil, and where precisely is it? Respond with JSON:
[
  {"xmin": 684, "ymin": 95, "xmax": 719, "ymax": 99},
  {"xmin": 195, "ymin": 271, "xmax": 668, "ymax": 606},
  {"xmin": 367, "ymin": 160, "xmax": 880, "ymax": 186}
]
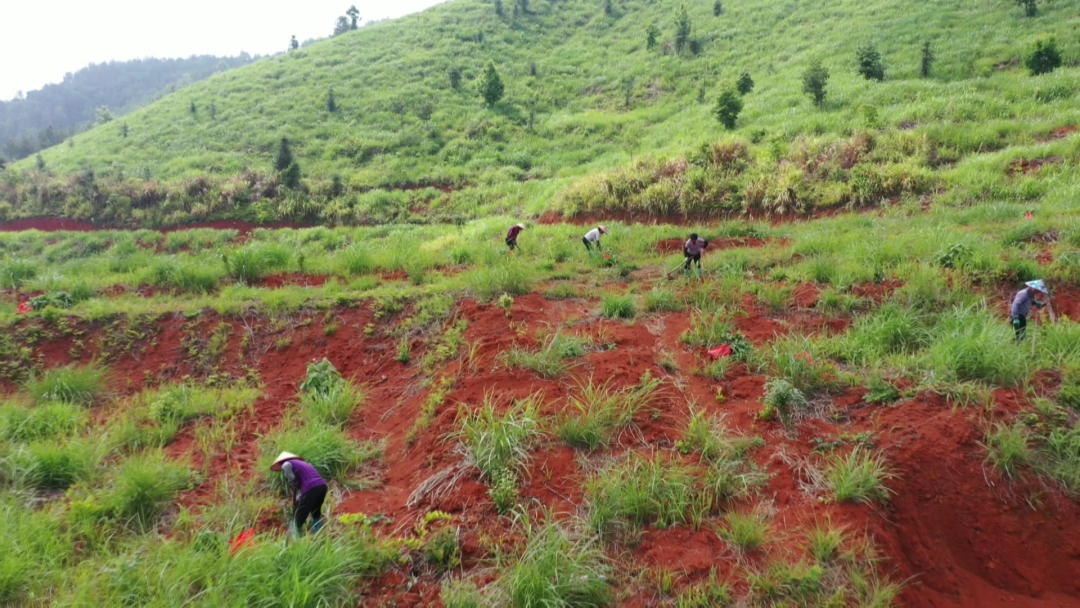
[
  {"xmin": 1042, "ymin": 126, "xmax": 1078, "ymax": 142},
  {"xmin": 1008, "ymin": 157, "xmax": 1062, "ymax": 177},
  {"xmin": 8, "ymin": 291, "xmax": 1080, "ymax": 607},
  {"xmin": 256, "ymin": 273, "xmax": 329, "ymax": 289}
]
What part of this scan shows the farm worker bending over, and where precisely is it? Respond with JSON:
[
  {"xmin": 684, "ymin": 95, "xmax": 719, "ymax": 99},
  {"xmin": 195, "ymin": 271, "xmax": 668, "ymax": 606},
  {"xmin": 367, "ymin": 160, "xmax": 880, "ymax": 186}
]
[
  {"xmin": 583, "ymin": 225, "xmax": 609, "ymax": 254},
  {"xmin": 1010, "ymin": 279, "xmax": 1047, "ymax": 342},
  {"xmin": 682, "ymin": 233, "xmax": 709, "ymax": 275},
  {"xmin": 272, "ymin": 452, "xmax": 328, "ymax": 536},
  {"xmin": 506, "ymin": 223, "xmax": 526, "ymax": 251}
]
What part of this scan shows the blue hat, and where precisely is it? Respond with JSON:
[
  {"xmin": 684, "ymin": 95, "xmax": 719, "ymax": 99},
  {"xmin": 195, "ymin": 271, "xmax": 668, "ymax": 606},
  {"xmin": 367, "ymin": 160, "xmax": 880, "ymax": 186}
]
[{"xmin": 1025, "ymin": 280, "xmax": 1048, "ymax": 294}]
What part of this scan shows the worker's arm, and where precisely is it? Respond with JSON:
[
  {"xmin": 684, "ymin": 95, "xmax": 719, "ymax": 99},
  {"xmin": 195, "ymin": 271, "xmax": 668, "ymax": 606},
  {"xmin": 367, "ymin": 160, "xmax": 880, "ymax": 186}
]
[{"xmin": 282, "ymin": 461, "xmax": 300, "ymax": 504}]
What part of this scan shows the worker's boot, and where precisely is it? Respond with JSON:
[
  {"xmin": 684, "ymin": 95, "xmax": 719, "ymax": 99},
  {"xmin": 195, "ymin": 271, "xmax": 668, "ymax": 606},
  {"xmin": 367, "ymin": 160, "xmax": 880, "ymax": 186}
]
[{"xmin": 311, "ymin": 518, "xmax": 325, "ymax": 534}]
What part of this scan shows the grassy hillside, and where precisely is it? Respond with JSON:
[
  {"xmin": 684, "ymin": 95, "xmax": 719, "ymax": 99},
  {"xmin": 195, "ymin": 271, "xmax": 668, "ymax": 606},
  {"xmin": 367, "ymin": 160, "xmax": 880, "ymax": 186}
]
[{"xmin": 1, "ymin": 0, "xmax": 1079, "ymax": 226}]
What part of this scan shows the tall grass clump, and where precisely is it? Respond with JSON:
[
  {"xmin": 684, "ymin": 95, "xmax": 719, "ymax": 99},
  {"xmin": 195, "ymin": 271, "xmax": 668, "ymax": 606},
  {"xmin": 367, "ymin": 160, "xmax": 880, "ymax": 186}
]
[
  {"xmin": 643, "ymin": 286, "xmax": 682, "ymax": 312},
  {"xmin": 144, "ymin": 257, "xmax": 220, "ymax": 293},
  {"xmin": 149, "ymin": 384, "xmax": 258, "ymax": 425},
  {"xmin": 456, "ymin": 392, "xmax": 541, "ymax": 481},
  {"xmin": 821, "ymin": 447, "xmax": 894, "ymax": 504},
  {"xmin": 719, "ymin": 510, "xmax": 771, "ymax": 553},
  {"xmin": 585, "ymin": 452, "xmax": 698, "ymax": 534},
  {"xmin": 0, "ymin": 401, "xmax": 86, "ymax": 441},
  {"xmin": 0, "ymin": 259, "xmax": 36, "ymax": 289},
  {"xmin": 495, "ymin": 513, "xmax": 612, "ymax": 607},
  {"xmin": 6, "ymin": 439, "xmax": 101, "ymax": 490},
  {"xmin": 106, "ymin": 451, "xmax": 194, "ymax": 530},
  {"xmin": 466, "ymin": 261, "xmax": 533, "ymax": 300},
  {"xmin": 599, "ymin": 293, "xmax": 636, "ymax": 319},
  {"xmin": 759, "ymin": 335, "xmax": 831, "ymax": 396},
  {"xmin": 832, "ymin": 304, "xmax": 930, "ymax": 366},
  {"xmin": 26, "ymin": 364, "xmax": 107, "ymax": 406},
  {"xmin": 677, "ymin": 409, "xmax": 760, "ymax": 463},
  {"xmin": 222, "ymin": 243, "xmax": 290, "ymax": 284},
  {"xmin": 759, "ymin": 378, "xmax": 808, "ymax": 427},
  {"xmin": 0, "ymin": 498, "xmax": 69, "ymax": 603},
  {"xmin": 263, "ymin": 423, "xmax": 383, "ymax": 493},
  {"xmin": 983, "ymin": 423, "xmax": 1032, "ymax": 479},
  {"xmin": 338, "ymin": 245, "xmax": 376, "ymax": 275},
  {"xmin": 501, "ymin": 331, "xmax": 590, "ymax": 378},
  {"xmin": 557, "ymin": 374, "xmax": 661, "ymax": 450},
  {"xmin": 300, "ymin": 382, "xmax": 363, "ymax": 427},
  {"xmin": 924, "ymin": 305, "xmax": 1029, "ymax": 386},
  {"xmin": 681, "ymin": 308, "xmax": 735, "ymax": 349}
]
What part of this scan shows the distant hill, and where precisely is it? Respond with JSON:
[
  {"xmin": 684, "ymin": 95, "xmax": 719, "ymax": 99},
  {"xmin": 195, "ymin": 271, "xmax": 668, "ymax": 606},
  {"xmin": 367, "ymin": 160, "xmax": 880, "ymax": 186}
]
[
  {"xmin": 0, "ymin": 54, "xmax": 261, "ymax": 161},
  {"xmin": 1, "ymin": 0, "xmax": 1078, "ymax": 227}
]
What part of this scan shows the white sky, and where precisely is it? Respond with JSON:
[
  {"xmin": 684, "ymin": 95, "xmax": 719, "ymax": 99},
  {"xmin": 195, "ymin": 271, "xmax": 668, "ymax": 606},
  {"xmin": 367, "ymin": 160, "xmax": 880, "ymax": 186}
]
[{"xmin": 0, "ymin": 0, "xmax": 450, "ymax": 101}]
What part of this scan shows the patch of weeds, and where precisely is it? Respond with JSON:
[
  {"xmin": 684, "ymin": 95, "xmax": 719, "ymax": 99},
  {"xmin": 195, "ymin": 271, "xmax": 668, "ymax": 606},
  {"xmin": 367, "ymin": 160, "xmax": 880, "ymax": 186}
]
[
  {"xmin": 675, "ymin": 568, "xmax": 730, "ymax": 607},
  {"xmin": 585, "ymin": 452, "xmax": 698, "ymax": 534},
  {"xmin": 26, "ymin": 364, "xmax": 107, "ymax": 406},
  {"xmin": 864, "ymin": 376, "xmax": 900, "ymax": 404},
  {"xmin": 494, "ymin": 513, "xmax": 613, "ymax": 607},
  {"xmin": 719, "ymin": 510, "xmax": 770, "ymax": 553},
  {"xmin": 456, "ymin": 392, "xmax": 541, "ymax": 482},
  {"xmin": 681, "ymin": 308, "xmax": 735, "ymax": 349},
  {"xmin": 395, "ymin": 338, "xmax": 411, "ymax": 363},
  {"xmin": 818, "ymin": 447, "xmax": 894, "ymax": 504},
  {"xmin": 600, "ymin": 293, "xmax": 636, "ymax": 320},
  {"xmin": 983, "ymin": 423, "xmax": 1031, "ymax": 479},
  {"xmin": 221, "ymin": 243, "xmax": 290, "ymax": 284},
  {"xmin": 755, "ymin": 283, "xmax": 794, "ymax": 314},
  {"xmin": 643, "ymin": 286, "xmax": 682, "ymax": 312},
  {"xmin": 0, "ymin": 401, "xmax": 86, "ymax": 441},
  {"xmin": 805, "ymin": 521, "xmax": 849, "ymax": 562},
  {"xmin": 816, "ymin": 288, "xmax": 862, "ymax": 316},
  {"xmin": 408, "ymin": 375, "xmax": 455, "ymax": 445},
  {"xmin": 500, "ymin": 331, "xmax": 590, "ymax": 378},
  {"xmin": 6, "ymin": 438, "xmax": 101, "ymax": 490},
  {"xmin": 759, "ymin": 378, "xmax": 807, "ymax": 427},
  {"xmin": 747, "ymin": 560, "xmax": 826, "ymax": 605},
  {"xmin": 489, "ymin": 468, "xmax": 520, "ymax": 515},
  {"xmin": 810, "ymin": 432, "xmax": 875, "ymax": 454},
  {"xmin": 441, "ymin": 578, "xmax": 483, "ymax": 608},
  {"xmin": 556, "ymin": 373, "xmax": 662, "ymax": 450},
  {"xmin": 422, "ymin": 319, "xmax": 468, "ymax": 373},
  {"xmin": 466, "ymin": 261, "xmax": 533, "ymax": 300}
]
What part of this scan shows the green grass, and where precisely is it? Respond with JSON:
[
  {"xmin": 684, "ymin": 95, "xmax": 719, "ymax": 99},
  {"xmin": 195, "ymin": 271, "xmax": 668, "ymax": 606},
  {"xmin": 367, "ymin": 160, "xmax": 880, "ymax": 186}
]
[
  {"xmin": 599, "ymin": 293, "xmax": 636, "ymax": 319},
  {"xmin": 107, "ymin": 451, "xmax": 194, "ymax": 531},
  {"xmin": 984, "ymin": 423, "xmax": 1032, "ymax": 479},
  {"xmin": 643, "ymin": 286, "xmax": 682, "ymax": 313},
  {"xmin": 759, "ymin": 378, "xmax": 807, "ymax": 427},
  {"xmin": 501, "ymin": 331, "xmax": 590, "ymax": 378},
  {"xmin": 585, "ymin": 452, "xmax": 699, "ymax": 534},
  {"xmin": 719, "ymin": 510, "xmax": 771, "ymax": 553},
  {"xmin": 556, "ymin": 375, "xmax": 662, "ymax": 450},
  {"xmin": 222, "ymin": 243, "xmax": 291, "ymax": 284},
  {"xmin": 26, "ymin": 364, "xmax": 108, "ymax": 407},
  {"xmin": 6, "ymin": 439, "xmax": 101, "ymax": 490},
  {"xmin": 681, "ymin": 308, "xmax": 735, "ymax": 349},
  {"xmin": 822, "ymin": 447, "xmax": 894, "ymax": 504},
  {"xmin": 0, "ymin": 401, "xmax": 86, "ymax": 441},
  {"xmin": 495, "ymin": 513, "xmax": 612, "ymax": 608},
  {"xmin": 805, "ymin": 522, "xmax": 849, "ymax": 562},
  {"xmin": 456, "ymin": 392, "xmax": 541, "ymax": 482},
  {"xmin": 466, "ymin": 261, "xmax": 534, "ymax": 300},
  {"xmin": 299, "ymin": 381, "xmax": 363, "ymax": 427}
]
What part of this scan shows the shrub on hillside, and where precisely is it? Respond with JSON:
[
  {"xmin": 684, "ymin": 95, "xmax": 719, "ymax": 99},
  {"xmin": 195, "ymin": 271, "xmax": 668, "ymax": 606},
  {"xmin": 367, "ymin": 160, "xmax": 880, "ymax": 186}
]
[
  {"xmin": 855, "ymin": 44, "xmax": 886, "ymax": 81},
  {"xmin": 737, "ymin": 71, "xmax": 754, "ymax": 95},
  {"xmin": 714, "ymin": 89, "xmax": 743, "ymax": 130},
  {"xmin": 802, "ymin": 61, "xmax": 830, "ymax": 106},
  {"xmin": 1026, "ymin": 37, "xmax": 1061, "ymax": 76}
]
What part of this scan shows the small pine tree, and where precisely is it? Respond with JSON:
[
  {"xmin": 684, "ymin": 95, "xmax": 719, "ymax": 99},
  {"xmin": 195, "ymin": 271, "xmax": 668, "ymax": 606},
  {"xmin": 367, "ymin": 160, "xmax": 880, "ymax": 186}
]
[
  {"xmin": 495, "ymin": 0, "xmax": 504, "ymax": 17},
  {"xmin": 604, "ymin": 0, "xmax": 614, "ymax": 16},
  {"xmin": 120, "ymin": 123, "xmax": 129, "ymax": 138},
  {"xmin": 737, "ymin": 71, "xmax": 755, "ymax": 95},
  {"xmin": 713, "ymin": 1, "xmax": 723, "ymax": 16},
  {"xmin": 281, "ymin": 162, "xmax": 302, "ymax": 189},
  {"xmin": 346, "ymin": 5, "xmax": 360, "ymax": 29},
  {"xmin": 275, "ymin": 137, "xmax": 294, "ymax": 172},
  {"xmin": 208, "ymin": 101, "xmax": 217, "ymax": 119},
  {"xmin": 1017, "ymin": 0, "xmax": 1037, "ymax": 17},
  {"xmin": 479, "ymin": 61, "xmax": 505, "ymax": 107},
  {"xmin": 289, "ymin": 35, "xmax": 299, "ymax": 51},
  {"xmin": 449, "ymin": 67, "xmax": 462, "ymax": 89},
  {"xmin": 802, "ymin": 60, "xmax": 830, "ymax": 107},
  {"xmin": 529, "ymin": 62, "xmax": 538, "ymax": 77},
  {"xmin": 327, "ymin": 87, "xmax": 337, "ymax": 112},
  {"xmin": 334, "ymin": 16, "xmax": 351, "ymax": 36},
  {"xmin": 1026, "ymin": 37, "xmax": 1062, "ymax": 75},
  {"xmin": 714, "ymin": 88, "xmax": 743, "ymax": 130},
  {"xmin": 920, "ymin": 41, "xmax": 935, "ymax": 78},
  {"xmin": 646, "ymin": 24, "xmax": 660, "ymax": 50},
  {"xmin": 856, "ymin": 43, "xmax": 885, "ymax": 81},
  {"xmin": 623, "ymin": 77, "xmax": 636, "ymax": 108},
  {"xmin": 674, "ymin": 4, "xmax": 692, "ymax": 54},
  {"xmin": 35, "ymin": 154, "xmax": 46, "ymax": 171},
  {"xmin": 190, "ymin": 101, "xmax": 197, "ymax": 116}
]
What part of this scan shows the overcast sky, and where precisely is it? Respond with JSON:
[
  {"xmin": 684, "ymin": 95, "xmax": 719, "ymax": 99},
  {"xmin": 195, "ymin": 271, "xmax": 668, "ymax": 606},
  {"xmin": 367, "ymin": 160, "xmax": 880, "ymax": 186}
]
[{"xmin": 1, "ymin": 0, "xmax": 450, "ymax": 101}]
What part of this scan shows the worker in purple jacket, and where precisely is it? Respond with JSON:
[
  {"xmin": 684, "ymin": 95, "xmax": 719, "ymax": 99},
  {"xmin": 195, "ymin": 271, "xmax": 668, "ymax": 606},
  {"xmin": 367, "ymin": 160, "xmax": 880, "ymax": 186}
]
[
  {"xmin": 506, "ymin": 223, "xmax": 526, "ymax": 251},
  {"xmin": 271, "ymin": 452, "xmax": 328, "ymax": 536},
  {"xmin": 1010, "ymin": 279, "xmax": 1048, "ymax": 342}
]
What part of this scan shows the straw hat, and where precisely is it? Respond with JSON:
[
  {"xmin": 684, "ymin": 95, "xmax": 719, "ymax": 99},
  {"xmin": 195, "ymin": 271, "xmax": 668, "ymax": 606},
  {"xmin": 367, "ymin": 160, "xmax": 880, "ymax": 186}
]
[
  {"xmin": 598, "ymin": 225, "xmax": 609, "ymax": 235},
  {"xmin": 1025, "ymin": 279, "xmax": 1048, "ymax": 294},
  {"xmin": 271, "ymin": 451, "xmax": 300, "ymax": 471},
  {"xmin": 515, "ymin": 223, "xmax": 526, "ymax": 229}
]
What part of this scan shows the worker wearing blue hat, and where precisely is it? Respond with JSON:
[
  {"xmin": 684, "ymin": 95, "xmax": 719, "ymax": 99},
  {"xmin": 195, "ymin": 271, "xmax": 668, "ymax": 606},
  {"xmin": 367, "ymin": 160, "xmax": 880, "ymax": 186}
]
[{"xmin": 1010, "ymin": 280, "xmax": 1048, "ymax": 341}]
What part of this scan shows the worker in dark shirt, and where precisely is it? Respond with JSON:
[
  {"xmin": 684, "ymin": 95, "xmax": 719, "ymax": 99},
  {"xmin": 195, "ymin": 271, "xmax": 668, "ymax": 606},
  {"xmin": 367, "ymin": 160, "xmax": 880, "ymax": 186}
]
[{"xmin": 506, "ymin": 223, "xmax": 526, "ymax": 251}]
